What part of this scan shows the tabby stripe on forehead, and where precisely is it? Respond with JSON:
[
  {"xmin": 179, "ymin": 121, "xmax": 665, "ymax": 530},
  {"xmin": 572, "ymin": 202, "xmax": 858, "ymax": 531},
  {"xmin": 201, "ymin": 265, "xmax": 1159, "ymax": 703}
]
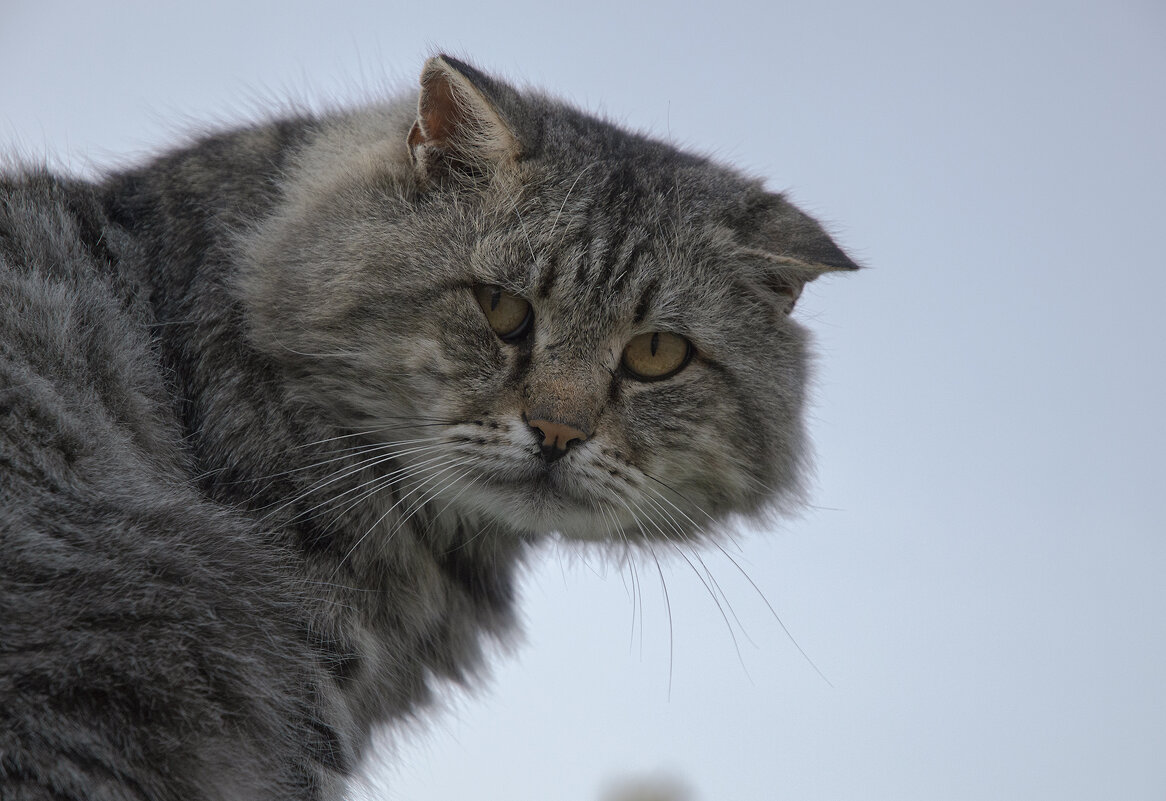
[
  {"xmin": 595, "ymin": 223, "xmax": 631, "ymax": 291},
  {"xmin": 594, "ymin": 197, "xmax": 636, "ymax": 290},
  {"xmin": 573, "ymin": 204, "xmax": 599, "ymax": 287},
  {"xmin": 632, "ymin": 280, "xmax": 659, "ymax": 325},
  {"xmin": 535, "ymin": 256, "xmax": 558, "ymax": 299},
  {"xmin": 611, "ymin": 238, "xmax": 651, "ymax": 293}
]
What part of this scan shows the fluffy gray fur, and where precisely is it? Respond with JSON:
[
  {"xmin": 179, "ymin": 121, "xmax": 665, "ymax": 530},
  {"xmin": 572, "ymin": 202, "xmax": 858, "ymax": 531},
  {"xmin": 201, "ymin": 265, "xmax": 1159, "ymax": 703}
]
[{"xmin": 0, "ymin": 56, "xmax": 857, "ymax": 800}]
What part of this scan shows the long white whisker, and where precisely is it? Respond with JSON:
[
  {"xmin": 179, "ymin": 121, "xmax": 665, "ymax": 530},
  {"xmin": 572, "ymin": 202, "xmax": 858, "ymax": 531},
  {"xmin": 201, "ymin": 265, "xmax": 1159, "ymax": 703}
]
[
  {"xmin": 424, "ymin": 461, "xmax": 484, "ymax": 531},
  {"xmin": 636, "ymin": 484, "xmax": 755, "ymax": 645},
  {"xmin": 382, "ymin": 461, "xmax": 476, "ymax": 542},
  {"xmin": 253, "ymin": 437, "xmax": 444, "ymax": 485},
  {"xmin": 668, "ymin": 540, "xmax": 751, "ymax": 679},
  {"xmin": 599, "ymin": 501, "xmax": 643, "ymax": 656},
  {"xmin": 639, "ymin": 469, "xmax": 715, "ymax": 527},
  {"xmin": 286, "ymin": 419, "xmax": 457, "ymax": 451},
  {"xmin": 630, "ymin": 493, "xmax": 729, "ymax": 681},
  {"xmin": 634, "ymin": 480, "xmax": 830, "ymax": 686},
  {"xmin": 331, "ymin": 457, "xmax": 467, "ymax": 576},
  {"xmin": 301, "ymin": 451, "xmax": 460, "ymax": 529},
  {"xmin": 610, "ymin": 493, "xmax": 673, "ymax": 697},
  {"xmin": 645, "ymin": 541, "xmax": 674, "ymax": 700},
  {"xmin": 712, "ymin": 541, "xmax": 834, "ymax": 688},
  {"xmin": 304, "ymin": 448, "xmax": 464, "ymax": 525},
  {"xmin": 632, "ymin": 488, "xmax": 752, "ymax": 663},
  {"xmin": 690, "ymin": 547, "xmax": 758, "ymax": 649},
  {"xmin": 219, "ymin": 438, "xmax": 420, "ymax": 504},
  {"xmin": 260, "ymin": 441, "xmax": 454, "ymax": 522}
]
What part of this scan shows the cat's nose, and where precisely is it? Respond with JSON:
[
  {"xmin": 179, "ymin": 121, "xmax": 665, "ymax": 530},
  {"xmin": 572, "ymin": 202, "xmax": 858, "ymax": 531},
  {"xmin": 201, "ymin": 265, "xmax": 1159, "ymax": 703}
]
[{"xmin": 526, "ymin": 418, "xmax": 588, "ymax": 463}]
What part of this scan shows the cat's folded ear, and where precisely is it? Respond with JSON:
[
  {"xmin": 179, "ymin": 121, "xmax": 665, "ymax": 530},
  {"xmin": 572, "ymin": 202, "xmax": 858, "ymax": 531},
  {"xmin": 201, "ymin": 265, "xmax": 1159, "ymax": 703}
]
[
  {"xmin": 741, "ymin": 192, "xmax": 861, "ymax": 314},
  {"xmin": 408, "ymin": 55, "xmax": 521, "ymax": 183}
]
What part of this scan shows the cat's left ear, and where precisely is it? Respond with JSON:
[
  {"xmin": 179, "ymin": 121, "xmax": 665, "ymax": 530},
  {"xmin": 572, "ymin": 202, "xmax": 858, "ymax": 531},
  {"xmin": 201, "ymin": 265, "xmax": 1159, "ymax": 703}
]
[
  {"xmin": 408, "ymin": 55, "xmax": 521, "ymax": 181},
  {"xmin": 743, "ymin": 193, "xmax": 861, "ymax": 314}
]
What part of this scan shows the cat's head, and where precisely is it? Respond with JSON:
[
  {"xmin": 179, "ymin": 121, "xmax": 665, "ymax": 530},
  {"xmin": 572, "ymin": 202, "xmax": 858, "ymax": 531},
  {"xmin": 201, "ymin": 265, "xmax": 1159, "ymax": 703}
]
[{"xmin": 240, "ymin": 55, "xmax": 857, "ymax": 545}]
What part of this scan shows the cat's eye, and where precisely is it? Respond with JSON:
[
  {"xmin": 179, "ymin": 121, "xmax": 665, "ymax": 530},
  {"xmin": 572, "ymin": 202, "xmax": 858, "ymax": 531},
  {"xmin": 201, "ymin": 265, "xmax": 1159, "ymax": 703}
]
[
  {"xmin": 473, "ymin": 285, "xmax": 533, "ymax": 342},
  {"xmin": 621, "ymin": 331, "xmax": 692, "ymax": 381}
]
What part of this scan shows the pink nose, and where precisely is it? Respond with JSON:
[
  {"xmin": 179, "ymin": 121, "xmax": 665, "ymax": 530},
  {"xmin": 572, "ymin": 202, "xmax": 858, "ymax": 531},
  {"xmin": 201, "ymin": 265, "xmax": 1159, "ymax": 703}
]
[{"xmin": 526, "ymin": 419, "xmax": 588, "ymax": 463}]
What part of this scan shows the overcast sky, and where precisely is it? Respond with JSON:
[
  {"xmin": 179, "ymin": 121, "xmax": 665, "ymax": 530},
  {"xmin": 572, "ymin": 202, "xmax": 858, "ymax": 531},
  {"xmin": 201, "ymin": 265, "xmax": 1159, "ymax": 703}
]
[{"xmin": 3, "ymin": 1, "xmax": 1164, "ymax": 799}]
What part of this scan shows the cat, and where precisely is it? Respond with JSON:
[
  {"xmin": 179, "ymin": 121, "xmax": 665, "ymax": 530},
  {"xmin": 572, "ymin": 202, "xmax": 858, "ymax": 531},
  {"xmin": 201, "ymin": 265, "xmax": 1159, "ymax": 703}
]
[{"xmin": 0, "ymin": 55, "xmax": 858, "ymax": 800}]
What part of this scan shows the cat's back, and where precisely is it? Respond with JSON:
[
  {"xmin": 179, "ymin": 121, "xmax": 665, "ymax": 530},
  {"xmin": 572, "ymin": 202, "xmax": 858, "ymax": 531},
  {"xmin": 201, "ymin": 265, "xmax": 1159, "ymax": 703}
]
[
  {"xmin": 0, "ymin": 170, "xmax": 345, "ymax": 801},
  {"xmin": 0, "ymin": 168, "xmax": 180, "ymax": 505}
]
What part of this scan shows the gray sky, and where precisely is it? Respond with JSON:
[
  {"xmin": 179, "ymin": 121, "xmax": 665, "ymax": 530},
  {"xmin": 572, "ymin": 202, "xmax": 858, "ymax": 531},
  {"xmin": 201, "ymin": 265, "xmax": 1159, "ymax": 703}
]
[{"xmin": 3, "ymin": 1, "xmax": 1164, "ymax": 799}]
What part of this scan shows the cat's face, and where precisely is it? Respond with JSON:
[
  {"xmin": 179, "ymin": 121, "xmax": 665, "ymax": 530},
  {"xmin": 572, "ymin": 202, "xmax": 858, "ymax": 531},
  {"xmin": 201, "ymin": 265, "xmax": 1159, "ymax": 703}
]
[
  {"xmin": 373, "ymin": 190, "xmax": 809, "ymax": 543},
  {"xmin": 240, "ymin": 56, "xmax": 856, "ymax": 545}
]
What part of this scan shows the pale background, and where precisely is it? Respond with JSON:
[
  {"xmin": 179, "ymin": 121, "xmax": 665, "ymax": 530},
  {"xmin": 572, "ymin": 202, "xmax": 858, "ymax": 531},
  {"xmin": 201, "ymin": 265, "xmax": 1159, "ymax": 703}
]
[{"xmin": 2, "ymin": 1, "xmax": 1163, "ymax": 799}]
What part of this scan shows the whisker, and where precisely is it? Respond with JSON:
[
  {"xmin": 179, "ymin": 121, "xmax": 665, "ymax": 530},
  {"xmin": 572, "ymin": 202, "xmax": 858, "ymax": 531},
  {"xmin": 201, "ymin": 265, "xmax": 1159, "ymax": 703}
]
[
  {"xmin": 629, "ymin": 493, "xmax": 737, "ymax": 681},
  {"xmin": 424, "ymin": 460, "xmax": 484, "ymax": 530},
  {"xmin": 646, "ymin": 541, "xmax": 674, "ymax": 700},
  {"xmin": 330, "ymin": 457, "xmax": 466, "ymax": 576},
  {"xmin": 196, "ymin": 438, "xmax": 396, "ymax": 485},
  {"xmin": 275, "ymin": 342, "xmax": 368, "ymax": 359},
  {"xmin": 604, "ymin": 502, "xmax": 645, "ymax": 658},
  {"xmin": 633, "ymin": 480, "xmax": 831, "ymax": 686},
  {"xmin": 610, "ymin": 493, "xmax": 674, "ymax": 697},
  {"xmin": 632, "ymin": 489, "xmax": 753, "ymax": 662},
  {"xmin": 690, "ymin": 547, "xmax": 758, "ymax": 649},
  {"xmin": 302, "ymin": 449, "xmax": 461, "ymax": 525},
  {"xmin": 597, "ymin": 502, "xmax": 638, "ymax": 649},
  {"xmin": 245, "ymin": 437, "xmax": 443, "ymax": 486},
  {"xmin": 315, "ymin": 460, "xmax": 434, "ymax": 526},
  {"xmin": 712, "ymin": 540, "xmax": 834, "ymax": 688},
  {"xmin": 290, "ymin": 422, "xmax": 456, "ymax": 451},
  {"xmin": 456, "ymin": 514, "xmax": 503, "ymax": 555},
  {"xmin": 260, "ymin": 442, "xmax": 454, "ymax": 523},
  {"xmin": 668, "ymin": 541, "xmax": 751, "ymax": 680},
  {"xmin": 381, "ymin": 461, "xmax": 477, "ymax": 543},
  {"xmin": 638, "ymin": 469, "xmax": 715, "ymax": 529}
]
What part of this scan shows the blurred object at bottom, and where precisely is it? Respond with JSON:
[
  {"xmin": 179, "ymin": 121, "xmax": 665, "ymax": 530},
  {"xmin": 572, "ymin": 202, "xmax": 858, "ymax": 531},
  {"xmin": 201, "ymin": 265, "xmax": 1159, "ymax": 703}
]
[{"xmin": 601, "ymin": 774, "xmax": 694, "ymax": 801}]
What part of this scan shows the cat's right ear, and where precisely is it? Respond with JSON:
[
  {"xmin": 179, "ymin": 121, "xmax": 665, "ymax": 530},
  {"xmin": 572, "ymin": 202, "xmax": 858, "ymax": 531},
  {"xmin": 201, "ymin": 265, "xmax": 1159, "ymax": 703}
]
[
  {"xmin": 408, "ymin": 55, "xmax": 521, "ymax": 182},
  {"xmin": 738, "ymin": 191, "xmax": 861, "ymax": 314}
]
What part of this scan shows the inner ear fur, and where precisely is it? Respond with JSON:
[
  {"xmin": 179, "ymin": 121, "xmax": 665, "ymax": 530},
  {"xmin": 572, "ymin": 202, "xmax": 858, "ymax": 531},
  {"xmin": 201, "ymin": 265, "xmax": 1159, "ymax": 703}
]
[
  {"xmin": 746, "ymin": 252, "xmax": 843, "ymax": 314},
  {"xmin": 408, "ymin": 55, "xmax": 521, "ymax": 180}
]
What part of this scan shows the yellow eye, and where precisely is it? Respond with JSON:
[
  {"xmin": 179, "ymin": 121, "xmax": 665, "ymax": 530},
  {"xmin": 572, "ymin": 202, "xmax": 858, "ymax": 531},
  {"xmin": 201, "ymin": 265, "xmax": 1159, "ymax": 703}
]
[
  {"xmin": 473, "ymin": 285, "xmax": 533, "ymax": 341},
  {"xmin": 621, "ymin": 331, "xmax": 692, "ymax": 381}
]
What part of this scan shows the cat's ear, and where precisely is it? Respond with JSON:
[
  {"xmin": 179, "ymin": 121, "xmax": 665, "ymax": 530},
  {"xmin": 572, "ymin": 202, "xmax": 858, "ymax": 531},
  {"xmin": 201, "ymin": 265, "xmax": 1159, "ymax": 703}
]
[
  {"xmin": 408, "ymin": 55, "xmax": 521, "ymax": 181},
  {"xmin": 742, "ymin": 193, "xmax": 860, "ymax": 314}
]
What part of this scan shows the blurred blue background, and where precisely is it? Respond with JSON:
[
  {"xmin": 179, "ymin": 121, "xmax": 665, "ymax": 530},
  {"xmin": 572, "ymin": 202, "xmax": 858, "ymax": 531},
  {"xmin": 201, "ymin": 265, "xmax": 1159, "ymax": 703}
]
[{"xmin": 3, "ymin": 1, "xmax": 1163, "ymax": 798}]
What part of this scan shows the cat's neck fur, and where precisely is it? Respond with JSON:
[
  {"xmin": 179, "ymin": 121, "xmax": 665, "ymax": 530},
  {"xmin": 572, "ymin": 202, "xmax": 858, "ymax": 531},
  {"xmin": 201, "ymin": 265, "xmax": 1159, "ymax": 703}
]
[{"xmin": 97, "ymin": 104, "xmax": 532, "ymax": 746}]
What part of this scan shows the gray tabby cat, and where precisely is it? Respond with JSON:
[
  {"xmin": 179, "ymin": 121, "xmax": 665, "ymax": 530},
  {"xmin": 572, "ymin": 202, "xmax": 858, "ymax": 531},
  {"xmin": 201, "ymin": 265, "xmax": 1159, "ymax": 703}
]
[{"xmin": 0, "ymin": 55, "xmax": 857, "ymax": 800}]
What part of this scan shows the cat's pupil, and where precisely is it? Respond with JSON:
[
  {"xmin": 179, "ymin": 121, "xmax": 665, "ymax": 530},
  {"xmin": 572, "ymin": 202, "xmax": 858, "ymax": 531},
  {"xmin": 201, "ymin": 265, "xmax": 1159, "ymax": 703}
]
[
  {"xmin": 650, "ymin": 332, "xmax": 659, "ymax": 356},
  {"xmin": 490, "ymin": 289, "xmax": 501, "ymax": 311}
]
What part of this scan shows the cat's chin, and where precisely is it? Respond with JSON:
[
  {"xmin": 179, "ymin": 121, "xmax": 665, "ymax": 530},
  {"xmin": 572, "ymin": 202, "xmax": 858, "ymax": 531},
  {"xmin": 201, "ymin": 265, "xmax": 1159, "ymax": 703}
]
[
  {"xmin": 482, "ymin": 483, "xmax": 592, "ymax": 534},
  {"xmin": 449, "ymin": 470, "xmax": 697, "ymax": 544},
  {"xmin": 447, "ymin": 465, "xmax": 625, "ymax": 541}
]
